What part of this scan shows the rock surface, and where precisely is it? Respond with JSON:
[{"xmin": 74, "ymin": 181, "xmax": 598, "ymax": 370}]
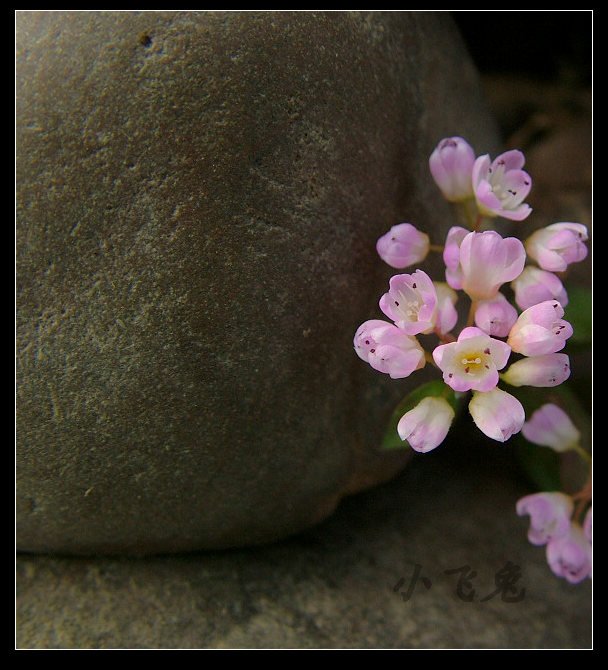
[
  {"xmin": 16, "ymin": 11, "xmax": 498, "ymax": 554},
  {"xmin": 16, "ymin": 436, "xmax": 591, "ymax": 649}
]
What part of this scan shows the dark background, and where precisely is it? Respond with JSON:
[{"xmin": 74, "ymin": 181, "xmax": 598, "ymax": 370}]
[{"xmin": 454, "ymin": 11, "xmax": 591, "ymax": 83}]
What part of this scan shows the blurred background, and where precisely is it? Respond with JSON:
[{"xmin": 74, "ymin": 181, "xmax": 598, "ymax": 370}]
[{"xmin": 455, "ymin": 12, "xmax": 590, "ymax": 85}]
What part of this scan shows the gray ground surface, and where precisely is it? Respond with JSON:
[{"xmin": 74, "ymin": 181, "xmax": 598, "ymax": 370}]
[{"xmin": 17, "ymin": 435, "xmax": 591, "ymax": 649}]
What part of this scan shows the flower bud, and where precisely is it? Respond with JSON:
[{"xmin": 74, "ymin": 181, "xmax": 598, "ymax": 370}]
[
  {"xmin": 502, "ymin": 354, "xmax": 570, "ymax": 388},
  {"xmin": 474, "ymin": 293, "xmax": 518, "ymax": 338},
  {"xmin": 525, "ymin": 223, "xmax": 588, "ymax": 272},
  {"xmin": 397, "ymin": 396, "xmax": 455, "ymax": 453},
  {"xmin": 546, "ymin": 524, "xmax": 592, "ymax": 584},
  {"xmin": 469, "ymin": 388, "xmax": 524, "ymax": 442},
  {"xmin": 508, "ymin": 301, "xmax": 573, "ymax": 356},
  {"xmin": 376, "ymin": 223, "xmax": 430, "ymax": 269},
  {"xmin": 429, "ymin": 137, "xmax": 476, "ymax": 202},
  {"xmin": 521, "ymin": 403, "xmax": 580, "ymax": 452},
  {"xmin": 454, "ymin": 231, "xmax": 526, "ymax": 301},
  {"xmin": 516, "ymin": 492, "xmax": 573, "ymax": 546},
  {"xmin": 354, "ymin": 320, "xmax": 425, "ymax": 379}
]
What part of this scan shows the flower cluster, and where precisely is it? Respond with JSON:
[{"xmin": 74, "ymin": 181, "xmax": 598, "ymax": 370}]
[{"xmin": 354, "ymin": 136, "xmax": 591, "ymax": 584}]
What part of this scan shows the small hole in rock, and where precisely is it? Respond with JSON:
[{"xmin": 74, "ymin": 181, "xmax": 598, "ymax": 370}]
[{"xmin": 139, "ymin": 33, "xmax": 152, "ymax": 48}]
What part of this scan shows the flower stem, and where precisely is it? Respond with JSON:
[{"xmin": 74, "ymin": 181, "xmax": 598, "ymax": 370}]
[
  {"xmin": 472, "ymin": 214, "xmax": 483, "ymax": 232},
  {"xmin": 572, "ymin": 472, "xmax": 592, "ymax": 523},
  {"xmin": 424, "ymin": 351, "xmax": 439, "ymax": 368},
  {"xmin": 571, "ymin": 443, "xmax": 592, "ymax": 465},
  {"xmin": 460, "ymin": 198, "xmax": 478, "ymax": 230},
  {"xmin": 466, "ymin": 301, "xmax": 477, "ymax": 327},
  {"xmin": 572, "ymin": 474, "xmax": 592, "ymax": 501},
  {"xmin": 435, "ymin": 330, "xmax": 456, "ymax": 343},
  {"xmin": 429, "ymin": 244, "xmax": 444, "ymax": 253}
]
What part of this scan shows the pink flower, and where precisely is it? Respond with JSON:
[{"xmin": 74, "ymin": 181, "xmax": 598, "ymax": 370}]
[
  {"xmin": 445, "ymin": 230, "xmax": 526, "ymax": 301},
  {"xmin": 397, "ymin": 396, "xmax": 455, "ymax": 453},
  {"xmin": 379, "ymin": 270, "xmax": 438, "ymax": 335},
  {"xmin": 433, "ymin": 327, "xmax": 511, "ymax": 393},
  {"xmin": 502, "ymin": 354, "xmax": 571, "ymax": 388},
  {"xmin": 376, "ymin": 223, "xmax": 430, "ymax": 269},
  {"xmin": 512, "ymin": 266, "xmax": 568, "ymax": 311},
  {"xmin": 517, "ymin": 492, "xmax": 573, "ymax": 545},
  {"xmin": 521, "ymin": 403, "xmax": 580, "ymax": 452},
  {"xmin": 469, "ymin": 387, "xmax": 525, "ymax": 442},
  {"xmin": 474, "ymin": 293, "xmax": 519, "ymax": 338},
  {"xmin": 525, "ymin": 223, "xmax": 589, "ymax": 272},
  {"xmin": 546, "ymin": 524, "xmax": 592, "ymax": 584},
  {"xmin": 429, "ymin": 137, "xmax": 476, "ymax": 202},
  {"xmin": 443, "ymin": 226, "xmax": 468, "ymax": 290},
  {"xmin": 472, "ymin": 149, "xmax": 532, "ymax": 221},
  {"xmin": 354, "ymin": 319, "xmax": 425, "ymax": 379},
  {"xmin": 434, "ymin": 282, "xmax": 458, "ymax": 336},
  {"xmin": 507, "ymin": 301, "xmax": 573, "ymax": 357},
  {"xmin": 583, "ymin": 507, "xmax": 592, "ymax": 543}
]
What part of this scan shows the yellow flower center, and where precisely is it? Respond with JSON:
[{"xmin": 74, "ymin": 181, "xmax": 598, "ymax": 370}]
[{"xmin": 460, "ymin": 349, "xmax": 491, "ymax": 375}]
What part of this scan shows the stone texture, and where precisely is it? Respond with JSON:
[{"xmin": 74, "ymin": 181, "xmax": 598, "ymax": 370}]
[
  {"xmin": 16, "ymin": 11, "xmax": 498, "ymax": 554},
  {"xmin": 16, "ymin": 436, "xmax": 591, "ymax": 649}
]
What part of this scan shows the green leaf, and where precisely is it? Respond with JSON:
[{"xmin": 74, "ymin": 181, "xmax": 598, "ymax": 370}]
[
  {"xmin": 508, "ymin": 384, "xmax": 591, "ymax": 491},
  {"xmin": 565, "ymin": 284, "xmax": 592, "ymax": 346},
  {"xmin": 381, "ymin": 380, "xmax": 461, "ymax": 451},
  {"xmin": 515, "ymin": 440, "xmax": 562, "ymax": 491}
]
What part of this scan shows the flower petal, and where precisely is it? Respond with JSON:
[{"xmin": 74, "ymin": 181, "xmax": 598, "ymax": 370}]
[{"xmin": 469, "ymin": 388, "xmax": 525, "ymax": 442}]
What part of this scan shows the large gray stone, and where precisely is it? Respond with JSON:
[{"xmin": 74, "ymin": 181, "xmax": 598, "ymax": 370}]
[{"xmin": 16, "ymin": 11, "xmax": 498, "ymax": 554}]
